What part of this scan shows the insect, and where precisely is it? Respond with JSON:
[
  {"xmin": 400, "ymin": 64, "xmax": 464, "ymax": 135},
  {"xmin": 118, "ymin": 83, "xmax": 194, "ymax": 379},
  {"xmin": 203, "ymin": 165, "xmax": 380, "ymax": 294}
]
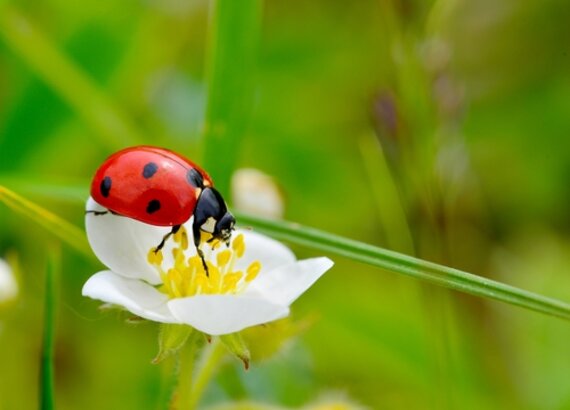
[{"xmin": 88, "ymin": 146, "xmax": 235, "ymax": 274}]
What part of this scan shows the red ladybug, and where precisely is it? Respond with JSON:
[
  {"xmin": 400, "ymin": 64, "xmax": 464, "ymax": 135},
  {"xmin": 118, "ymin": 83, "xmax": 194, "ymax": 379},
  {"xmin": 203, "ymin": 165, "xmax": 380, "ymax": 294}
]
[{"xmin": 89, "ymin": 146, "xmax": 235, "ymax": 271}]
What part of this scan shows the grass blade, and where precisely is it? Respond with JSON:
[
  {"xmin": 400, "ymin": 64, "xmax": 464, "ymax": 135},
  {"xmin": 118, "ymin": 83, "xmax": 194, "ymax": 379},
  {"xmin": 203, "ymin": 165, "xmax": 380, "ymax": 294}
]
[
  {"xmin": 5, "ymin": 179, "xmax": 570, "ymax": 321},
  {"xmin": 0, "ymin": 185, "xmax": 92, "ymax": 258},
  {"xmin": 202, "ymin": 0, "xmax": 262, "ymax": 194},
  {"xmin": 0, "ymin": 4, "xmax": 143, "ymax": 149},
  {"xmin": 236, "ymin": 212, "xmax": 570, "ymax": 321},
  {"xmin": 40, "ymin": 248, "xmax": 59, "ymax": 410}
]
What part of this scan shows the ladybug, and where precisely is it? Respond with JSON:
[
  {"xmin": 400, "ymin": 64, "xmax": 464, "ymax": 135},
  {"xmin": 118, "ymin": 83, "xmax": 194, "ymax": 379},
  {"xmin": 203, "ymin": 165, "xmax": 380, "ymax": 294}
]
[{"xmin": 89, "ymin": 146, "xmax": 235, "ymax": 273}]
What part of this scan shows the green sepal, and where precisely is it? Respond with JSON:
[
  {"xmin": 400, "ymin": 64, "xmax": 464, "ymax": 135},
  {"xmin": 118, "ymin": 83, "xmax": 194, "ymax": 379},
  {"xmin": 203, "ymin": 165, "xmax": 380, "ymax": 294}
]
[
  {"xmin": 220, "ymin": 332, "xmax": 251, "ymax": 370},
  {"xmin": 153, "ymin": 324, "xmax": 193, "ymax": 364},
  {"xmin": 241, "ymin": 315, "xmax": 316, "ymax": 362}
]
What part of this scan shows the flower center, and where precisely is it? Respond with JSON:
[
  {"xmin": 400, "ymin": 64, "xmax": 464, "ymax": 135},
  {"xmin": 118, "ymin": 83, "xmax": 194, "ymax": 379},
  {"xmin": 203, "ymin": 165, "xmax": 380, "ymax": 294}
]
[{"xmin": 147, "ymin": 227, "xmax": 261, "ymax": 299}]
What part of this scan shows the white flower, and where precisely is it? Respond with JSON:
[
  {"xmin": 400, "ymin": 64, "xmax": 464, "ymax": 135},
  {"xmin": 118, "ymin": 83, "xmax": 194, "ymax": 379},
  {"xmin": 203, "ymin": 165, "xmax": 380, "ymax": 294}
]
[
  {"xmin": 82, "ymin": 197, "xmax": 333, "ymax": 335},
  {"xmin": 0, "ymin": 258, "xmax": 18, "ymax": 305}
]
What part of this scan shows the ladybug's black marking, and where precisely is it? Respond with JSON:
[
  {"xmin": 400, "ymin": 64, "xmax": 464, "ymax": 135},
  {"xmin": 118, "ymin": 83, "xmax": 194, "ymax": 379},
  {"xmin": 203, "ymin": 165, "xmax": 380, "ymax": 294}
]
[
  {"xmin": 187, "ymin": 168, "xmax": 204, "ymax": 188},
  {"xmin": 100, "ymin": 176, "xmax": 112, "ymax": 198},
  {"xmin": 142, "ymin": 162, "xmax": 159, "ymax": 179},
  {"xmin": 146, "ymin": 199, "xmax": 161, "ymax": 214}
]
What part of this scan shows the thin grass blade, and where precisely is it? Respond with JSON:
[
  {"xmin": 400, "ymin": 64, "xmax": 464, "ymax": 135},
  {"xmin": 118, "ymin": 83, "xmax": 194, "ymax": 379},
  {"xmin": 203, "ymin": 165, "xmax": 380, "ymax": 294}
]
[
  {"xmin": 237, "ymin": 212, "xmax": 570, "ymax": 321},
  {"xmin": 40, "ymin": 248, "xmax": 59, "ymax": 410}
]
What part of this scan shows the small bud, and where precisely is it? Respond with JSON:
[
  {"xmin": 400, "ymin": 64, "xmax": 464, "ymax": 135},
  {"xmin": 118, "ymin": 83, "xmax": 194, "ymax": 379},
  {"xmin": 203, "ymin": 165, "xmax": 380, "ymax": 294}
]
[
  {"xmin": 153, "ymin": 324, "xmax": 193, "ymax": 364},
  {"xmin": 220, "ymin": 332, "xmax": 251, "ymax": 370},
  {"xmin": 242, "ymin": 316, "xmax": 316, "ymax": 362},
  {"xmin": 0, "ymin": 258, "xmax": 18, "ymax": 308},
  {"xmin": 231, "ymin": 168, "xmax": 284, "ymax": 219}
]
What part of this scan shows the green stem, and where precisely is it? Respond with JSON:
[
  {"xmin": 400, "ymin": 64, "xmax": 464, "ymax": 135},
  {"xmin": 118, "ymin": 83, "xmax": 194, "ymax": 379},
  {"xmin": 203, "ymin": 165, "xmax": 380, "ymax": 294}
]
[
  {"xmin": 173, "ymin": 332, "xmax": 201, "ymax": 410},
  {"xmin": 202, "ymin": 0, "xmax": 262, "ymax": 194},
  {"xmin": 236, "ymin": 212, "xmax": 570, "ymax": 321},
  {"xmin": 40, "ymin": 249, "xmax": 59, "ymax": 410},
  {"xmin": 188, "ymin": 339, "xmax": 227, "ymax": 410}
]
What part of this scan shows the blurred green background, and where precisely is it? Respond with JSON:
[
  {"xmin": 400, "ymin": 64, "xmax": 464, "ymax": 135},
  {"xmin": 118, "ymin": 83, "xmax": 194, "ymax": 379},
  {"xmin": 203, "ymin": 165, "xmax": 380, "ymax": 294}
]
[{"xmin": 2, "ymin": 0, "xmax": 570, "ymax": 409}]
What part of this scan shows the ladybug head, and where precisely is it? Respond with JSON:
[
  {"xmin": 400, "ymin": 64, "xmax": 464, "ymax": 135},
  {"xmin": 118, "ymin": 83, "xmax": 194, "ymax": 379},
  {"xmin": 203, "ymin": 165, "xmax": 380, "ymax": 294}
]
[{"xmin": 213, "ymin": 211, "xmax": 235, "ymax": 245}]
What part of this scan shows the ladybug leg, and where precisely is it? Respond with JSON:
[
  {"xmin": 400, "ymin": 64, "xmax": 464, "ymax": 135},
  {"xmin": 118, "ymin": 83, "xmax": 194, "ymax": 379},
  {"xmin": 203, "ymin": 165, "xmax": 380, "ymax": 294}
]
[
  {"xmin": 154, "ymin": 225, "xmax": 181, "ymax": 253},
  {"xmin": 85, "ymin": 209, "xmax": 122, "ymax": 216},
  {"xmin": 85, "ymin": 210, "xmax": 109, "ymax": 216},
  {"xmin": 192, "ymin": 222, "xmax": 210, "ymax": 276}
]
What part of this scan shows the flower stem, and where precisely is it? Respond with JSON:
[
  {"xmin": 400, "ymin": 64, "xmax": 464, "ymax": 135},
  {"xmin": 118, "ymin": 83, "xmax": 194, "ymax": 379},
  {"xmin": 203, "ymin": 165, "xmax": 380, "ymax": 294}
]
[
  {"xmin": 187, "ymin": 338, "xmax": 227, "ymax": 410},
  {"xmin": 171, "ymin": 331, "xmax": 200, "ymax": 410}
]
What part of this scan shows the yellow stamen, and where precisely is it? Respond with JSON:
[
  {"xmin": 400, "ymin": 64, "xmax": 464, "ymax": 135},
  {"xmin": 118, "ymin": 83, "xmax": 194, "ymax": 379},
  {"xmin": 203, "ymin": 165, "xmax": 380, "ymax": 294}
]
[
  {"xmin": 150, "ymin": 231, "xmax": 261, "ymax": 299},
  {"xmin": 172, "ymin": 227, "xmax": 189, "ymax": 250},
  {"xmin": 181, "ymin": 232, "xmax": 188, "ymax": 250},
  {"xmin": 222, "ymin": 272, "xmax": 243, "ymax": 293},
  {"xmin": 246, "ymin": 261, "xmax": 261, "ymax": 282},
  {"xmin": 172, "ymin": 248, "xmax": 185, "ymax": 267},
  {"xmin": 200, "ymin": 231, "xmax": 212, "ymax": 243},
  {"xmin": 208, "ymin": 264, "xmax": 221, "ymax": 293},
  {"xmin": 231, "ymin": 234, "xmax": 245, "ymax": 258},
  {"xmin": 167, "ymin": 268, "xmax": 183, "ymax": 298},
  {"xmin": 217, "ymin": 249, "xmax": 232, "ymax": 268},
  {"xmin": 147, "ymin": 248, "xmax": 163, "ymax": 265}
]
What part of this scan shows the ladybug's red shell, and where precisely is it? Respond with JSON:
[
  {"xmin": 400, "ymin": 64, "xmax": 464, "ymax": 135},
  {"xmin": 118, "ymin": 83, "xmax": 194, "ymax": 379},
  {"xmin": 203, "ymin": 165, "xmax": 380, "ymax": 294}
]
[{"xmin": 91, "ymin": 146, "xmax": 213, "ymax": 226}]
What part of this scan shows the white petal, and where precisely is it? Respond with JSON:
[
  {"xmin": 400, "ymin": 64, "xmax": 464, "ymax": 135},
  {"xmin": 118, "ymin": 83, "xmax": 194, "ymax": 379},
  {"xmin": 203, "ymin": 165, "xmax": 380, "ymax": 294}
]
[
  {"xmin": 82, "ymin": 270, "xmax": 176, "ymax": 323},
  {"xmin": 86, "ymin": 197, "xmax": 172, "ymax": 284},
  {"xmin": 245, "ymin": 257, "xmax": 333, "ymax": 306},
  {"xmin": 167, "ymin": 295, "xmax": 289, "ymax": 335},
  {"xmin": 234, "ymin": 230, "xmax": 296, "ymax": 273},
  {"xmin": 0, "ymin": 259, "xmax": 18, "ymax": 303}
]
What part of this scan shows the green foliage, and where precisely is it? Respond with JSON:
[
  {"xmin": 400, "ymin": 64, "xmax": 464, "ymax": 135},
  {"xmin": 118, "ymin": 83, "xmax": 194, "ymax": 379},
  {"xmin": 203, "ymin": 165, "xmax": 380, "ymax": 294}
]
[
  {"xmin": 1, "ymin": 0, "xmax": 570, "ymax": 409},
  {"xmin": 202, "ymin": 0, "xmax": 262, "ymax": 195}
]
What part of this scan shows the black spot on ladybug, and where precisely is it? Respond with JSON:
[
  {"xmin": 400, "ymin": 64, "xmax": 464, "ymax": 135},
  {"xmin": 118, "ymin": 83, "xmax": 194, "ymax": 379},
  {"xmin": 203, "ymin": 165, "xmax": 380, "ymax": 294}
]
[
  {"xmin": 143, "ymin": 162, "xmax": 159, "ymax": 179},
  {"xmin": 100, "ymin": 176, "xmax": 112, "ymax": 198},
  {"xmin": 146, "ymin": 199, "xmax": 161, "ymax": 214},
  {"xmin": 187, "ymin": 168, "xmax": 204, "ymax": 188}
]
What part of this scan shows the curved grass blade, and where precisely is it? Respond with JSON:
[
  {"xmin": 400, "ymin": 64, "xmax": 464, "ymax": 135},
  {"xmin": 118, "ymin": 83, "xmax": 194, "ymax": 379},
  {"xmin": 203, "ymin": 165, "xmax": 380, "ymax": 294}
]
[
  {"xmin": 0, "ymin": 186, "xmax": 92, "ymax": 258},
  {"xmin": 236, "ymin": 212, "xmax": 570, "ymax": 321},
  {"xmin": 0, "ymin": 175, "xmax": 89, "ymax": 203}
]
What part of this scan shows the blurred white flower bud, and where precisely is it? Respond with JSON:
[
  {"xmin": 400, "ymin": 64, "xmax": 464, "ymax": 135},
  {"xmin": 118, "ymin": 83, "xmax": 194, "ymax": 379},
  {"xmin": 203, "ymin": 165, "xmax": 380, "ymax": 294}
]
[
  {"xmin": 0, "ymin": 258, "xmax": 18, "ymax": 306},
  {"xmin": 231, "ymin": 168, "xmax": 284, "ymax": 219}
]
